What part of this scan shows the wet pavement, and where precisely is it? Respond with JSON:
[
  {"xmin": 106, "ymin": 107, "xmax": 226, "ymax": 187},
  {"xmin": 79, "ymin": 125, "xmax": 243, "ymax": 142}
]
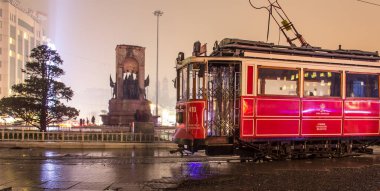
[{"xmin": 0, "ymin": 146, "xmax": 379, "ymax": 191}]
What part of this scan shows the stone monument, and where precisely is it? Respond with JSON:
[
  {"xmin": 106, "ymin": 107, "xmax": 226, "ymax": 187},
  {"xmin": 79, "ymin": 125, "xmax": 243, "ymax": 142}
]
[{"xmin": 101, "ymin": 45, "xmax": 153, "ymax": 129}]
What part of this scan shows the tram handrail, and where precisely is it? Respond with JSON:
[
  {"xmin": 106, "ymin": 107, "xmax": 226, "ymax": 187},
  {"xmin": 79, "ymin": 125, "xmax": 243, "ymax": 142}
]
[{"xmin": 0, "ymin": 129, "xmax": 172, "ymax": 143}]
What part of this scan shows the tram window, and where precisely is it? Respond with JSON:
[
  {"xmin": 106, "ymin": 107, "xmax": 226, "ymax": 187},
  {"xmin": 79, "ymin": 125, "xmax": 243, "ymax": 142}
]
[
  {"xmin": 178, "ymin": 70, "xmax": 182, "ymax": 100},
  {"xmin": 182, "ymin": 67, "xmax": 188, "ymax": 100},
  {"xmin": 188, "ymin": 63, "xmax": 205, "ymax": 100},
  {"xmin": 304, "ymin": 71, "xmax": 341, "ymax": 97},
  {"xmin": 346, "ymin": 73, "xmax": 379, "ymax": 98},
  {"xmin": 189, "ymin": 70, "xmax": 194, "ymax": 99},
  {"xmin": 176, "ymin": 111, "xmax": 184, "ymax": 123},
  {"xmin": 258, "ymin": 68, "xmax": 299, "ymax": 96}
]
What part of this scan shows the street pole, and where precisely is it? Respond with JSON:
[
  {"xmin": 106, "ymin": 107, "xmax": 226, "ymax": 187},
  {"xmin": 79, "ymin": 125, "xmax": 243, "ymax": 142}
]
[{"xmin": 153, "ymin": 10, "xmax": 163, "ymax": 118}]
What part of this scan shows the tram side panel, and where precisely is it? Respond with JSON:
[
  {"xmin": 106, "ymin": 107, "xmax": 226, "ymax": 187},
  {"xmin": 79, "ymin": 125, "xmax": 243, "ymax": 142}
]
[
  {"xmin": 239, "ymin": 65, "xmax": 380, "ymax": 140},
  {"xmin": 301, "ymin": 98, "xmax": 343, "ymax": 137},
  {"xmin": 255, "ymin": 98, "xmax": 300, "ymax": 137},
  {"xmin": 343, "ymin": 99, "xmax": 380, "ymax": 136},
  {"xmin": 240, "ymin": 98, "xmax": 380, "ymax": 139}
]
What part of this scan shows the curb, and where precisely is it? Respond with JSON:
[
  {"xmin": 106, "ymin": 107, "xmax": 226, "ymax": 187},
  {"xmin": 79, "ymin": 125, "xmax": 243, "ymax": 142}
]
[{"xmin": 0, "ymin": 141, "xmax": 178, "ymax": 149}]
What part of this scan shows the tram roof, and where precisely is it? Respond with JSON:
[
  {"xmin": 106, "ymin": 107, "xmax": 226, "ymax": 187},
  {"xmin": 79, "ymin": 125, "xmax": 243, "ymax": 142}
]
[{"xmin": 210, "ymin": 38, "xmax": 380, "ymax": 62}]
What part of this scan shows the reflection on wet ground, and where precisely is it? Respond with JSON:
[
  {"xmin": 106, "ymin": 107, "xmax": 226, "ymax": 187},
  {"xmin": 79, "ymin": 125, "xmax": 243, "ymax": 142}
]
[{"xmin": 0, "ymin": 147, "xmax": 379, "ymax": 190}]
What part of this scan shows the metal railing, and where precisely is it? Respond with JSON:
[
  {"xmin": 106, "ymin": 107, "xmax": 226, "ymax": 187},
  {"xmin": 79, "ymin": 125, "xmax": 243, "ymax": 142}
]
[{"xmin": 0, "ymin": 129, "xmax": 172, "ymax": 143}]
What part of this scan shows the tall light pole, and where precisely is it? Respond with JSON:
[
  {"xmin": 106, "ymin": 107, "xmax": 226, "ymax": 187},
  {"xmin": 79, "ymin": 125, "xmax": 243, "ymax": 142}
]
[{"xmin": 153, "ymin": 10, "xmax": 163, "ymax": 118}]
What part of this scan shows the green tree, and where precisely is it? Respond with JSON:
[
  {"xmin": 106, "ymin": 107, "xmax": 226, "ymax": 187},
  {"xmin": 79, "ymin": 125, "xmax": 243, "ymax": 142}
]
[{"xmin": 0, "ymin": 45, "xmax": 79, "ymax": 131}]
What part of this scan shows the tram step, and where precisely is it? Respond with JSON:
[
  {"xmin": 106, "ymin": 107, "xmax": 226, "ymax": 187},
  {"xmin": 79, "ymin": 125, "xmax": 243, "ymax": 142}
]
[{"xmin": 206, "ymin": 136, "xmax": 233, "ymax": 145}]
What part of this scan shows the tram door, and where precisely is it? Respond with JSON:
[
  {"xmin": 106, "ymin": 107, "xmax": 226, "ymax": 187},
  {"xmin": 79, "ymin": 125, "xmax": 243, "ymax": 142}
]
[{"xmin": 207, "ymin": 61, "xmax": 241, "ymax": 137}]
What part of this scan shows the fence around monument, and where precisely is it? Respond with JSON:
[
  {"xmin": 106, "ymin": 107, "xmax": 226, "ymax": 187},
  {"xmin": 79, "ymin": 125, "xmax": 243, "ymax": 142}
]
[{"xmin": 0, "ymin": 129, "xmax": 172, "ymax": 143}]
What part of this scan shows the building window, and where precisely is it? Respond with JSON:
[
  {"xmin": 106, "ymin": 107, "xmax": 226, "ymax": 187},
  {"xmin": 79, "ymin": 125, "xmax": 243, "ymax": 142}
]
[
  {"xmin": 304, "ymin": 70, "xmax": 341, "ymax": 97},
  {"xmin": 18, "ymin": 34, "xmax": 23, "ymax": 54},
  {"xmin": 24, "ymin": 39, "xmax": 29, "ymax": 56},
  {"xmin": 18, "ymin": 19, "xmax": 34, "ymax": 33},
  {"xmin": 258, "ymin": 67, "xmax": 299, "ymax": 96},
  {"xmin": 10, "ymin": 25, "xmax": 16, "ymax": 39},
  {"xmin": 30, "ymin": 37, "xmax": 35, "ymax": 49},
  {"xmin": 346, "ymin": 73, "xmax": 379, "ymax": 98},
  {"xmin": 10, "ymin": 13, "xmax": 16, "ymax": 23},
  {"xmin": 17, "ymin": 60, "xmax": 23, "ymax": 81},
  {"xmin": 10, "ymin": 57, "xmax": 16, "ymax": 87}
]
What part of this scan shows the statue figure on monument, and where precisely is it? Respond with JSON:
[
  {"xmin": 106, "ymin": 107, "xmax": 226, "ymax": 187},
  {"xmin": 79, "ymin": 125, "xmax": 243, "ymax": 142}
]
[
  {"xmin": 109, "ymin": 75, "xmax": 116, "ymax": 98},
  {"xmin": 122, "ymin": 73, "xmax": 141, "ymax": 100}
]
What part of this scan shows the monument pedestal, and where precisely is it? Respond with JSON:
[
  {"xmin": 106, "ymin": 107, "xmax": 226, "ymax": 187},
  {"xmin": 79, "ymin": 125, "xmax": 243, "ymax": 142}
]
[{"xmin": 101, "ymin": 99, "xmax": 152, "ymax": 125}]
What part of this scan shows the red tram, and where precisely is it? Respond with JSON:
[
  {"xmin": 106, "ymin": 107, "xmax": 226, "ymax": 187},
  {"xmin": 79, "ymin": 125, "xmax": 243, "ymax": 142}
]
[{"xmin": 173, "ymin": 38, "xmax": 380, "ymax": 159}]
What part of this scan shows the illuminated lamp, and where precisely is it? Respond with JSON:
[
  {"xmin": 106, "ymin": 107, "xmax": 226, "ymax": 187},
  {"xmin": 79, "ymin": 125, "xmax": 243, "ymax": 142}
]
[
  {"xmin": 321, "ymin": 80, "xmax": 325, "ymax": 86},
  {"xmin": 327, "ymin": 72, "xmax": 332, "ymax": 77},
  {"xmin": 304, "ymin": 72, "xmax": 309, "ymax": 78},
  {"xmin": 296, "ymin": 74, "xmax": 299, "ymax": 79},
  {"xmin": 361, "ymin": 82, "xmax": 364, "ymax": 86},
  {"xmin": 320, "ymin": 73, "xmax": 325, "ymax": 77},
  {"xmin": 312, "ymin": 72, "xmax": 317, "ymax": 78},
  {"xmin": 283, "ymin": 85, "xmax": 287, "ymax": 90},
  {"xmin": 242, "ymin": 99, "xmax": 254, "ymax": 116},
  {"xmin": 291, "ymin": 75, "xmax": 294, "ymax": 80},
  {"xmin": 327, "ymin": 82, "xmax": 331, "ymax": 86}
]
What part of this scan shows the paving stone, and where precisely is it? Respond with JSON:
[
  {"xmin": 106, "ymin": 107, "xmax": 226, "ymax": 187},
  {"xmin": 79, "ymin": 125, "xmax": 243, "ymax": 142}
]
[
  {"xmin": 39, "ymin": 181, "xmax": 80, "ymax": 189},
  {"xmin": 69, "ymin": 182, "xmax": 111, "ymax": 190},
  {"xmin": 107, "ymin": 183, "xmax": 141, "ymax": 191}
]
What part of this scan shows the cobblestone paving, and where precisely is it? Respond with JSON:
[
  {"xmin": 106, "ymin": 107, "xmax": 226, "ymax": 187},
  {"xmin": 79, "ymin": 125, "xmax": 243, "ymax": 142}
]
[{"xmin": 0, "ymin": 147, "xmax": 379, "ymax": 191}]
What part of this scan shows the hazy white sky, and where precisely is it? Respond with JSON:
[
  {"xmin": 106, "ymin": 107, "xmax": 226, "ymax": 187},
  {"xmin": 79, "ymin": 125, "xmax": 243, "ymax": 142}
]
[{"xmin": 19, "ymin": 0, "xmax": 380, "ymax": 119}]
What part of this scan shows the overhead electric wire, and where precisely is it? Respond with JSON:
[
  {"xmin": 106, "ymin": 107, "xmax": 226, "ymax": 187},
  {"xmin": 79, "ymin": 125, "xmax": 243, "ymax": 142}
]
[
  {"xmin": 357, "ymin": 0, "xmax": 380, "ymax": 7},
  {"xmin": 248, "ymin": 0, "xmax": 269, "ymax": 10}
]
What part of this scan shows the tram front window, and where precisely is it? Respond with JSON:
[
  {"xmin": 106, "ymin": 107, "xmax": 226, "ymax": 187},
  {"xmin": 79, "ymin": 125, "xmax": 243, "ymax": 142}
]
[
  {"xmin": 258, "ymin": 67, "xmax": 299, "ymax": 96},
  {"xmin": 189, "ymin": 63, "xmax": 205, "ymax": 100}
]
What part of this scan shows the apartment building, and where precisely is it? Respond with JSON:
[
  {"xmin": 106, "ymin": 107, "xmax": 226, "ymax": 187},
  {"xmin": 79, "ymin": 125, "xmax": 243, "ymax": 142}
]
[{"xmin": 0, "ymin": 0, "xmax": 46, "ymax": 97}]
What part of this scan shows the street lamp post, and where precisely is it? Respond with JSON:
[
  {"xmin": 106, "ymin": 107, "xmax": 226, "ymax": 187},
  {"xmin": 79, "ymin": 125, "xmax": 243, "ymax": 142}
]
[{"xmin": 153, "ymin": 10, "xmax": 163, "ymax": 118}]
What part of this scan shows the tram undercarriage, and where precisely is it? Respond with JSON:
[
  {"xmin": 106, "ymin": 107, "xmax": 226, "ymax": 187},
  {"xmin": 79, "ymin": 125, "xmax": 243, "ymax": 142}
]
[
  {"xmin": 235, "ymin": 139, "xmax": 377, "ymax": 161},
  {"xmin": 172, "ymin": 136, "xmax": 378, "ymax": 161}
]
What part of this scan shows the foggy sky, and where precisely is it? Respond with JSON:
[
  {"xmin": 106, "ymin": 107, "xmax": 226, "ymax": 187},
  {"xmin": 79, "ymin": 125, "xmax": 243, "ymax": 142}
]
[{"xmin": 19, "ymin": 0, "xmax": 380, "ymax": 119}]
